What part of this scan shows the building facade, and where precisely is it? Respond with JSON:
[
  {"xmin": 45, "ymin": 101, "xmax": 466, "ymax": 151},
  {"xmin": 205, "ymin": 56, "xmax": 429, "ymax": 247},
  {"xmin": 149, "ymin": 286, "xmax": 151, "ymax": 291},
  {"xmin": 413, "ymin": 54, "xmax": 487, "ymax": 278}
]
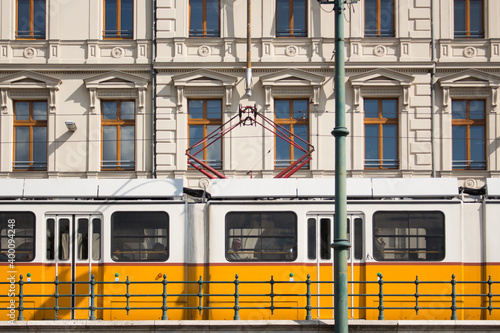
[{"xmin": 0, "ymin": 0, "xmax": 499, "ymax": 189}]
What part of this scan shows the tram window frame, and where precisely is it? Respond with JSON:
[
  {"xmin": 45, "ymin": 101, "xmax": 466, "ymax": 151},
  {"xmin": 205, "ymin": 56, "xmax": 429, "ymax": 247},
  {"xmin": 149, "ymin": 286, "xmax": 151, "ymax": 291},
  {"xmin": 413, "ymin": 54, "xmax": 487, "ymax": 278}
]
[
  {"xmin": 111, "ymin": 211, "xmax": 169, "ymax": 262},
  {"xmin": 225, "ymin": 211, "xmax": 297, "ymax": 262},
  {"xmin": 0, "ymin": 212, "xmax": 35, "ymax": 262},
  {"xmin": 373, "ymin": 211, "xmax": 445, "ymax": 261}
]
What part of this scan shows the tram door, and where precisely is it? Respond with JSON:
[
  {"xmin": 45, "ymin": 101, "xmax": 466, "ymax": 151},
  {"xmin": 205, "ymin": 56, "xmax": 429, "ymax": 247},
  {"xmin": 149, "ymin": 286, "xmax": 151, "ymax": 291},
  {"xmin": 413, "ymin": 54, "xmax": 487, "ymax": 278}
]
[
  {"xmin": 46, "ymin": 214, "xmax": 102, "ymax": 319},
  {"xmin": 307, "ymin": 213, "xmax": 364, "ymax": 319}
]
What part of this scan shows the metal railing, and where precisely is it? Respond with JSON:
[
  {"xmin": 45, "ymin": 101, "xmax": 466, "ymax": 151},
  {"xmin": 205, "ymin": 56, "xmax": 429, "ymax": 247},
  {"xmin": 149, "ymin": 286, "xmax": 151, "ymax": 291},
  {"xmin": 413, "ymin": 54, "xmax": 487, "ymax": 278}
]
[{"xmin": 1, "ymin": 273, "xmax": 499, "ymax": 321}]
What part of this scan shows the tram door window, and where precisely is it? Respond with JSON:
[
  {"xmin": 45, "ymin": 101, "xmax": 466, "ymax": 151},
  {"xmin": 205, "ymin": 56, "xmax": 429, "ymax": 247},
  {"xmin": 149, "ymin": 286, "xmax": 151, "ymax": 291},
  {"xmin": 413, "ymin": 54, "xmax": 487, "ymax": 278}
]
[{"xmin": 45, "ymin": 214, "xmax": 102, "ymax": 319}]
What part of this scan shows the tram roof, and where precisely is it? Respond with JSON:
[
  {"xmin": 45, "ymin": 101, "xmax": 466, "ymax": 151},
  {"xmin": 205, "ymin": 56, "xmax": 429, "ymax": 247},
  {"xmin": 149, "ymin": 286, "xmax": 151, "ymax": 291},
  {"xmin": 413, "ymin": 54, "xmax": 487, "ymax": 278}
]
[
  {"xmin": 0, "ymin": 179, "xmax": 183, "ymax": 199},
  {"xmin": 209, "ymin": 178, "xmax": 459, "ymax": 199}
]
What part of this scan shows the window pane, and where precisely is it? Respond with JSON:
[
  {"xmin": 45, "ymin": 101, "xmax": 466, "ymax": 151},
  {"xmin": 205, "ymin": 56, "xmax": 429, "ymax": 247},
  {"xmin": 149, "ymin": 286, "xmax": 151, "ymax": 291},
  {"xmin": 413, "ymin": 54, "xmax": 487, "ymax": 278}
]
[
  {"xmin": 103, "ymin": 126, "xmax": 117, "ymax": 167},
  {"xmin": 293, "ymin": 100, "xmax": 308, "ymax": 119},
  {"xmin": 190, "ymin": 0, "xmax": 204, "ymax": 36},
  {"xmin": 382, "ymin": 99, "xmax": 397, "ymax": 119},
  {"xmin": 189, "ymin": 125, "xmax": 203, "ymax": 148},
  {"xmin": 364, "ymin": 99, "xmax": 379, "ymax": 118},
  {"xmin": 121, "ymin": 0, "xmax": 133, "ymax": 37},
  {"xmin": 121, "ymin": 101, "xmax": 135, "ymax": 120},
  {"xmin": 452, "ymin": 126, "xmax": 466, "ymax": 168},
  {"xmin": 354, "ymin": 218, "xmax": 363, "ymax": 260},
  {"xmin": 364, "ymin": 0, "xmax": 377, "ymax": 36},
  {"xmin": 15, "ymin": 127, "xmax": 30, "ymax": 168},
  {"xmin": 15, "ymin": 102, "xmax": 30, "ymax": 121},
  {"xmin": 275, "ymin": 100, "xmax": 290, "ymax": 119},
  {"xmin": 46, "ymin": 218, "xmax": 55, "ymax": 260},
  {"xmin": 454, "ymin": 0, "xmax": 466, "ymax": 37},
  {"xmin": 469, "ymin": 0, "xmax": 483, "ymax": 38},
  {"xmin": 293, "ymin": 124, "xmax": 308, "ymax": 162},
  {"xmin": 33, "ymin": 101, "xmax": 47, "ymax": 120},
  {"xmin": 111, "ymin": 212, "xmax": 169, "ymax": 262},
  {"xmin": 379, "ymin": 0, "xmax": 393, "ymax": 36},
  {"xmin": 470, "ymin": 100, "xmax": 484, "ymax": 120},
  {"xmin": 103, "ymin": 101, "xmax": 118, "ymax": 120},
  {"xmin": 365, "ymin": 125, "xmax": 379, "ymax": 166},
  {"xmin": 470, "ymin": 126, "xmax": 485, "ymax": 169},
  {"xmin": 206, "ymin": 125, "xmax": 221, "ymax": 168},
  {"xmin": 276, "ymin": 124, "xmax": 291, "ymax": 167},
  {"xmin": 59, "ymin": 219, "xmax": 70, "ymax": 261},
  {"xmin": 373, "ymin": 211, "xmax": 445, "ymax": 261},
  {"xmin": 105, "ymin": 0, "xmax": 118, "ymax": 36},
  {"xmin": 276, "ymin": 0, "xmax": 290, "ymax": 36},
  {"xmin": 383, "ymin": 124, "xmax": 397, "ymax": 168},
  {"xmin": 120, "ymin": 126, "xmax": 135, "ymax": 169},
  {"xmin": 307, "ymin": 218, "xmax": 316, "ymax": 260},
  {"xmin": 33, "ymin": 0, "xmax": 46, "ymax": 38},
  {"xmin": 206, "ymin": 0, "xmax": 219, "ymax": 37},
  {"xmin": 320, "ymin": 218, "xmax": 331, "ymax": 260},
  {"xmin": 188, "ymin": 100, "xmax": 204, "ymax": 119},
  {"xmin": 0, "ymin": 212, "xmax": 36, "ymax": 262},
  {"xmin": 452, "ymin": 100, "xmax": 466, "ymax": 119},
  {"xmin": 17, "ymin": 0, "xmax": 30, "ymax": 37},
  {"xmin": 206, "ymin": 100, "xmax": 221, "ymax": 119},
  {"xmin": 226, "ymin": 212, "xmax": 297, "ymax": 262},
  {"xmin": 293, "ymin": 0, "xmax": 306, "ymax": 36},
  {"xmin": 77, "ymin": 219, "xmax": 89, "ymax": 260},
  {"xmin": 92, "ymin": 219, "xmax": 101, "ymax": 260},
  {"xmin": 33, "ymin": 127, "xmax": 47, "ymax": 170}
]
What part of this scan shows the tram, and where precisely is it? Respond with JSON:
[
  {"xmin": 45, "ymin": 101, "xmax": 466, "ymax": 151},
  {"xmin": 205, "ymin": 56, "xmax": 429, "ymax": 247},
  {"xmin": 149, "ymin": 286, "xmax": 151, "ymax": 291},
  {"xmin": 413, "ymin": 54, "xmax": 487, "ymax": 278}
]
[{"xmin": 1, "ymin": 177, "xmax": 499, "ymax": 321}]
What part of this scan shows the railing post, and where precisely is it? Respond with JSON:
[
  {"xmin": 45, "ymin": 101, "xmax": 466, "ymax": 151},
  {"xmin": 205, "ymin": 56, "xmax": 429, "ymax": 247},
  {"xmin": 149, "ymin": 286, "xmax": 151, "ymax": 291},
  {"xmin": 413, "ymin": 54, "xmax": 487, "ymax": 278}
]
[
  {"xmin": 414, "ymin": 276, "xmax": 420, "ymax": 315},
  {"xmin": 488, "ymin": 275, "xmax": 493, "ymax": 315},
  {"xmin": 233, "ymin": 274, "xmax": 240, "ymax": 320},
  {"xmin": 197, "ymin": 276, "xmax": 203, "ymax": 315},
  {"xmin": 125, "ymin": 276, "xmax": 131, "ymax": 315},
  {"xmin": 305, "ymin": 274, "xmax": 312, "ymax": 320},
  {"xmin": 89, "ymin": 274, "xmax": 96, "ymax": 320},
  {"xmin": 54, "ymin": 276, "xmax": 59, "ymax": 320},
  {"xmin": 377, "ymin": 273, "xmax": 384, "ymax": 320},
  {"xmin": 17, "ymin": 275, "xmax": 24, "ymax": 321},
  {"xmin": 451, "ymin": 274, "xmax": 457, "ymax": 320},
  {"xmin": 270, "ymin": 276, "xmax": 275, "ymax": 315},
  {"xmin": 161, "ymin": 274, "xmax": 168, "ymax": 320}
]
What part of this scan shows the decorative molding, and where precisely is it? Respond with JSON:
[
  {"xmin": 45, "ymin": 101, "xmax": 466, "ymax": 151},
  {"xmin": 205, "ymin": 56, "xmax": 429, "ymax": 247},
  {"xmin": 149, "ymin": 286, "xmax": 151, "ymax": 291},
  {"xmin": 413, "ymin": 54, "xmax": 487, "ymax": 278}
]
[
  {"xmin": 350, "ymin": 68, "xmax": 414, "ymax": 113},
  {"xmin": 23, "ymin": 47, "xmax": 36, "ymax": 59},
  {"xmin": 111, "ymin": 47, "xmax": 124, "ymax": 58},
  {"xmin": 285, "ymin": 45, "xmax": 299, "ymax": 57},
  {"xmin": 373, "ymin": 45, "xmax": 387, "ymax": 57},
  {"xmin": 439, "ymin": 69, "xmax": 500, "ymax": 113},
  {"xmin": 172, "ymin": 69, "xmax": 237, "ymax": 112},
  {"xmin": 463, "ymin": 46, "xmax": 477, "ymax": 58},
  {"xmin": 198, "ymin": 45, "xmax": 211, "ymax": 57},
  {"xmin": 1, "ymin": 89, "xmax": 7, "ymax": 114},
  {"xmin": 260, "ymin": 68, "xmax": 325, "ymax": 111}
]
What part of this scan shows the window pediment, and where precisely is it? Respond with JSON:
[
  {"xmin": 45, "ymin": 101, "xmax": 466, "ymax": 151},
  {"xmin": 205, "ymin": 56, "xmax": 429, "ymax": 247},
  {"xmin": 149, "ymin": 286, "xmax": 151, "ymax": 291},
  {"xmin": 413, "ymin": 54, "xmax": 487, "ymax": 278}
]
[
  {"xmin": 260, "ymin": 69, "xmax": 325, "ymax": 110},
  {"xmin": 172, "ymin": 70, "xmax": 237, "ymax": 112},
  {"xmin": 84, "ymin": 71, "xmax": 149, "ymax": 113},
  {"xmin": 0, "ymin": 71, "xmax": 61, "ymax": 114},
  {"xmin": 349, "ymin": 69, "xmax": 414, "ymax": 112},
  {"xmin": 439, "ymin": 69, "xmax": 500, "ymax": 112}
]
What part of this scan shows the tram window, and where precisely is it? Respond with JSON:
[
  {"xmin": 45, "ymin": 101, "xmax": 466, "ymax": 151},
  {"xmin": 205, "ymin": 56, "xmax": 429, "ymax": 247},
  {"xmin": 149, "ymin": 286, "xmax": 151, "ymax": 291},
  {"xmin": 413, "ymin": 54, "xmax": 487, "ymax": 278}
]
[
  {"xmin": 320, "ymin": 218, "xmax": 331, "ymax": 260},
  {"xmin": 111, "ymin": 212, "xmax": 169, "ymax": 262},
  {"xmin": 0, "ymin": 212, "xmax": 35, "ymax": 262},
  {"xmin": 77, "ymin": 218, "xmax": 89, "ymax": 260},
  {"xmin": 47, "ymin": 218, "xmax": 55, "ymax": 260},
  {"xmin": 373, "ymin": 211, "xmax": 445, "ymax": 261},
  {"xmin": 354, "ymin": 218, "xmax": 363, "ymax": 260},
  {"xmin": 92, "ymin": 218, "xmax": 101, "ymax": 260},
  {"xmin": 59, "ymin": 218, "xmax": 70, "ymax": 260},
  {"xmin": 226, "ymin": 211, "xmax": 297, "ymax": 262},
  {"xmin": 307, "ymin": 218, "xmax": 316, "ymax": 259}
]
